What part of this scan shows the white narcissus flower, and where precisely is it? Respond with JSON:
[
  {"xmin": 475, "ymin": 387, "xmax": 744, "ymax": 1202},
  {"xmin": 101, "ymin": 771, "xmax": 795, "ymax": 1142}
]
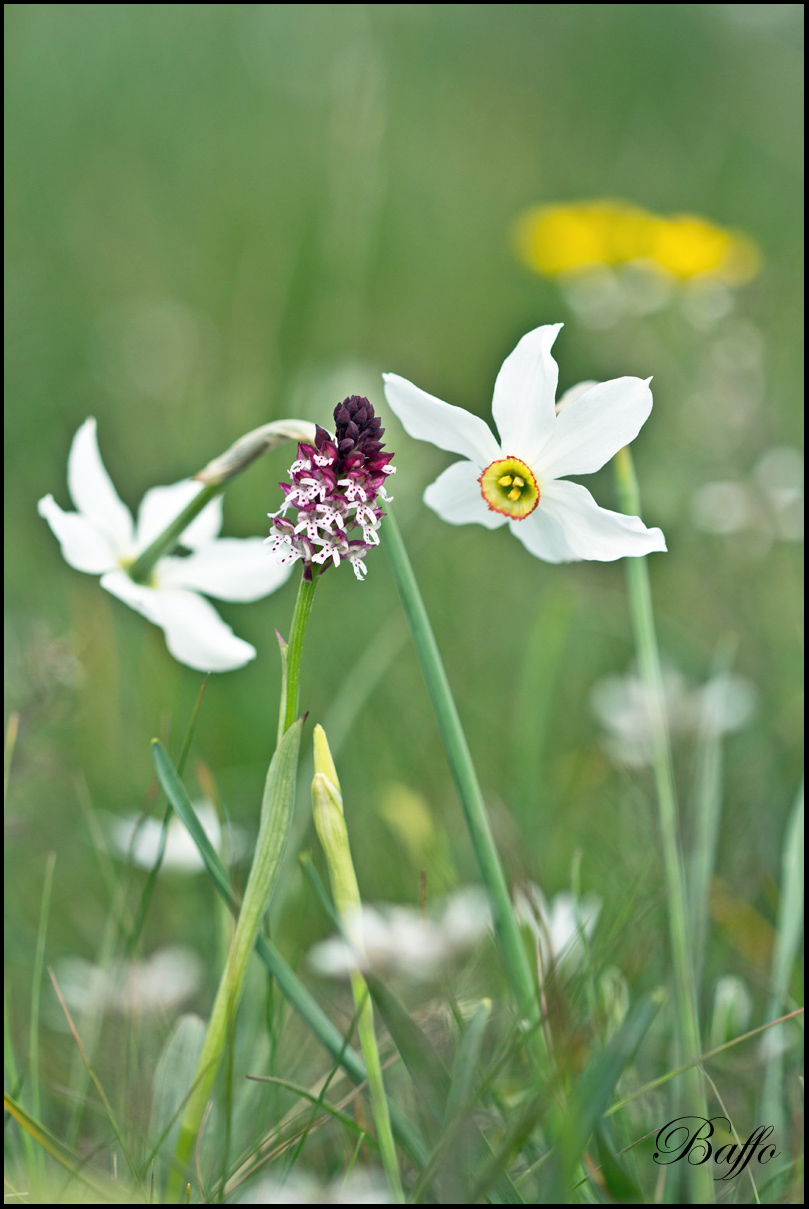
[
  {"xmin": 590, "ymin": 666, "xmax": 758, "ymax": 767},
  {"xmin": 308, "ymin": 888, "xmax": 491, "ymax": 981},
  {"xmin": 38, "ymin": 418, "xmax": 292, "ymax": 671},
  {"xmin": 53, "ymin": 946, "xmax": 204, "ymax": 1017},
  {"xmin": 383, "ymin": 323, "xmax": 666, "ymax": 562},
  {"xmin": 107, "ymin": 801, "xmax": 247, "ymax": 873},
  {"xmin": 513, "ymin": 882, "xmax": 601, "ymax": 972}
]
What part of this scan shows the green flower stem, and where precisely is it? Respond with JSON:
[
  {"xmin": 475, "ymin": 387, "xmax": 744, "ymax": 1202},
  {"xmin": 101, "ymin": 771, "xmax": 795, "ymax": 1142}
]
[
  {"xmin": 312, "ymin": 726, "xmax": 405, "ymax": 1204},
  {"xmin": 613, "ymin": 445, "xmax": 713, "ymax": 1204},
  {"xmin": 128, "ymin": 418, "xmax": 316, "ymax": 584},
  {"xmin": 382, "ymin": 508, "xmax": 543, "ymax": 1055},
  {"xmin": 128, "ymin": 482, "xmax": 221, "ymax": 583},
  {"xmin": 167, "ymin": 718, "xmax": 303, "ymax": 1199},
  {"xmin": 151, "ymin": 739, "xmax": 428, "ymax": 1172},
  {"xmin": 280, "ymin": 574, "xmax": 317, "ymax": 738}
]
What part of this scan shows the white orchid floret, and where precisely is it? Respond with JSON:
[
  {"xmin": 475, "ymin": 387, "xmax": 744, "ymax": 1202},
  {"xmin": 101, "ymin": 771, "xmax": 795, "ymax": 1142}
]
[
  {"xmin": 38, "ymin": 419, "xmax": 293, "ymax": 672},
  {"xmin": 383, "ymin": 323, "xmax": 666, "ymax": 562},
  {"xmin": 513, "ymin": 881, "xmax": 601, "ymax": 972},
  {"xmin": 309, "ymin": 888, "xmax": 491, "ymax": 981}
]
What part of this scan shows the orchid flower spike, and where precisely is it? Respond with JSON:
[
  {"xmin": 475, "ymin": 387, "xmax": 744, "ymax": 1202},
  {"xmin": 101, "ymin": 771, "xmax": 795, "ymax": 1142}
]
[
  {"xmin": 38, "ymin": 418, "xmax": 293, "ymax": 671},
  {"xmin": 267, "ymin": 396, "xmax": 395, "ymax": 581},
  {"xmin": 383, "ymin": 323, "xmax": 666, "ymax": 562}
]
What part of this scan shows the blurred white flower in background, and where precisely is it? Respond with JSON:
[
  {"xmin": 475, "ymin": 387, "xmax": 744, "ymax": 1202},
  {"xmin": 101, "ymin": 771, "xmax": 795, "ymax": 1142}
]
[
  {"xmin": 108, "ymin": 801, "xmax": 247, "ymax": 873},
  {"xmin": 691, "ymin": 446, "xmax": 804, "ymax": 548},
  {"xmin": 308, "ymin": 888, "xmax": 491, "ymax": 981},
  {"xmin": 233, "ymin": 1171, "xmax": 390, "ymax": 1204},
  {"xmin": 53, "ymin": 946, "xmax": 203, "ymax": 1018},
  {"xmin": 709, "ymin": 975, "xmax": 753, "ymax": 1048},
  {"xmin": 590, "ymin": 667, "xmax": 758, "ymax": 767},
  {"xmin": 513, "ymin": 882, "xmax": 601, "ymax": 973},
  {"xmin": 38, "ymin": 418, "xmax": 293, "ymax": 671}
]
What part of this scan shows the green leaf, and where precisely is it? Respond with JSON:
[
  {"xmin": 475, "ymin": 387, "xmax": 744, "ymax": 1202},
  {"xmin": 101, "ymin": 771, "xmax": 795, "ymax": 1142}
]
[
  {"xmin": 148, "ymin": 1013, "xmax": 206, "ymax": 1173},
  {"xmin": 551, "ymin": 989, "xmax": 663, "ymax": 1199},
  {"xmin": 151, "ymin": 738, "xmax": 428, "ymax": 1173},
  {"xmin": 367, "ymin": 975, "xmax": 450, "ymax": 1124},
  {"xmin": 4, "ymin": 1091, "xmax": 111, "ymax": 1199},
  {"xmin": 593, "ymin": 1120, "xmax": 644, "ymax": 1203},
  {"xmin": 445, "ymin": 998, "xmax": 491, "ymax": 1124}
]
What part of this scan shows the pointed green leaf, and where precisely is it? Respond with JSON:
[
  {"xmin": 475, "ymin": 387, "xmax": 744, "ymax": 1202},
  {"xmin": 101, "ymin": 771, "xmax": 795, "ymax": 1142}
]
[
  {"xmin": 150, "ymin": 738, "xmax": 427, "ymax": 1173},
  {"xmin": 367, "ymin": 975, "xmax": 451, "ymax": 1123},
  {"xmin": 552, "ymin": 990, "xmax": 663, "ymax": 1197},
  {"xmin": 445, "ymin": 998, "xmax": 491, "ymax": 1123}
]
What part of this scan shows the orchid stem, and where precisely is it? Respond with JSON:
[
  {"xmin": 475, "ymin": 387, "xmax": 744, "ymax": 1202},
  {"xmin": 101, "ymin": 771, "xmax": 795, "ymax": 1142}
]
[
  {"xmin": 382, "ymin": 507, "xmax": 544, "ymax": 1065},
  {"xmin": 613, "ymin": 444, "xmax": 713, "ymax": 1204},
  {"xmin": 280, "ymin": 573, "xmax": 317, "ymax": 736},
  {"xmin": 166, "ymin": 720, "xmax": 303, "ymax": 1200},
  {"xmin": 128, "ymin": 483, "xmax": 221, "ymax": 583},
  {"xmin": 128, "ymin": 419, "xmax": 316, "ymax": 584}
]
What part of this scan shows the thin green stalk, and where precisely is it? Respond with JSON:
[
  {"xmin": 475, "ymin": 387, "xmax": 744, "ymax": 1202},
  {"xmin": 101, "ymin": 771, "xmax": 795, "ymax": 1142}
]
[
  {"xmin": 613, "ymin": 445, "xmax": 712, "ymax": 1204},
  {"xmin": 128, "ymin": 483, "xmax": 221, "ymax": 584},
  {"xmin": 688, "ymin": 638, "xmax": 737, "ymax": 993},
  {"xmin": 166, "ymin": 719, "xmax": 303, "ymax": 1198},
  {"xmin": 126, "ymin": 674, "xmax": 210, "ymax": 958},
  {"xmin": 29, "ymin": 851, "xmax": 56, "ymax": 1180},
  {"xmin": 5, "ymin": 991, "xmax": 37, "ymax": 1172},
  {"xmin": 166, "ymin": 570, "xmax": 315, "ymax": 1196},
  {"xmin": 312, "ymin": 726, "xmax": 405, "ymax": 1204},
  {"xmin": 761, "ymin": 784, "xmax": 803, "ymax": 1169},
  {"xmin": 280, "ymin": 574, "xmax": 317, "ymax": 737},
  {"xmin": 353, "ymin": 975, "xmax": 404, "ymax": 1203},
  {"xmin": 128, "ymin": 417, "xmax": 315, "ymax": 584},
  {"xmin": 151, "ymin": 739, "xmax": 428, "ymax": 1173},
  {"xmin": 382, "ymin": 508, "xmax": 542, "ymax": 1054}
]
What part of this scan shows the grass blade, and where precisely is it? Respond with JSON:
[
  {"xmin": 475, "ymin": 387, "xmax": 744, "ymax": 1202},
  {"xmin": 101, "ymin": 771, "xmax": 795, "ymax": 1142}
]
[
  {"xmin": 761, "ymin": 784, "xmax": 804, "ymax": 1170},
  {"xmin": 150, "ymin": 739, "xmax": 427, "ymax": 1171},
  {"xmin": 550, "ymin": 988, "xmax": 663, "ymax": 1200},
  {"xmin": 4, "ymin": 1091, "xmax": 111, "ymax": 1199},
  {"xmin": 28, "ymin": 851, "xmax": 55, "ymax": 1180}
]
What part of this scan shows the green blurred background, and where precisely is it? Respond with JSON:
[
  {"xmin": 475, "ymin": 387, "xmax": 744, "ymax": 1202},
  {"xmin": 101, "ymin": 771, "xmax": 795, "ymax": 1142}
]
[{"xmin": 5, "ymin": 1, "xmax": 803, "ymax": 1082}]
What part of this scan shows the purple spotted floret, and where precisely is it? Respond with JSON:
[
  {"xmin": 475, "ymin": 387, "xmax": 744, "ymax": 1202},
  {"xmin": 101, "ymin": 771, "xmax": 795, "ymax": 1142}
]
[{"xmin": 267, "ymin": 396, "xmax": 395, "ymax": 581}]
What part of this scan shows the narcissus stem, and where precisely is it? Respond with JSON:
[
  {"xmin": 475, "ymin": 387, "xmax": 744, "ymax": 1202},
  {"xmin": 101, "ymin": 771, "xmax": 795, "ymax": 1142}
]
[
  {"xmin": 128, "ymin": 483, "xmax": 221, "ymax": 583},
  {"xmin": 382, "ymin": 507, "xmax": 544, "ymax": 1067},
  {"xmin": 613, "ymin": 444, "xmax": 713, "ymax": 1205}
]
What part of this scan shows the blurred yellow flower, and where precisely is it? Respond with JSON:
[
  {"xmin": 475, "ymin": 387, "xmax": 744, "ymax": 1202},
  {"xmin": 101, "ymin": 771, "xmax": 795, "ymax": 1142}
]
[{"xmin": 515, "ymin": 200, "xmax": 761, "ymax": 285}]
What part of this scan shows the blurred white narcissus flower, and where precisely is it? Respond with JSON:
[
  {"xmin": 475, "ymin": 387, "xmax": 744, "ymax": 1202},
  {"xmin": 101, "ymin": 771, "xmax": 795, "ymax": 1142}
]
[
  {"xmin": 709, "ymin": 975, "xmax": 753, "ymax": 1049},
  {"xmin": 691, "ymin": 446, "xmax": 804, "ymax": 545},
  {"xmin": 108, "ymin": 802, "xmax": 247, "ymax": 873},
  {"xmin": 308, "ymin": 888, "xmax": 491, "ymax": 981},
  {"xmin": 233, "ymin": 1171, "xmax": 390, "ymax": 1204},
  {"xmin": 590, "ymin": 667, "xmax": 758, "ymax": 767},
  {"xmin": 38, "ymin": 418, "xmax": 293, "ymax": 671},
  {"xmin": 383, "ymin": 323, "xmax": 666, "ymax": 562},
  {"xmin": 513, "ymin": 882, "xmax": 601, "ymax": 973},
  {"xmin": 53, "ymin": 946, "xmax": 203, "ymax": 1017}
]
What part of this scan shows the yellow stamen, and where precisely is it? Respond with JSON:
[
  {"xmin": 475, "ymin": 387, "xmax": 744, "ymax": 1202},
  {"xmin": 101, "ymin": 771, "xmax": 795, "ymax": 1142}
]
[{"xmin": 478, "ymin": 455, "xmax": 540, "ymax": 520}]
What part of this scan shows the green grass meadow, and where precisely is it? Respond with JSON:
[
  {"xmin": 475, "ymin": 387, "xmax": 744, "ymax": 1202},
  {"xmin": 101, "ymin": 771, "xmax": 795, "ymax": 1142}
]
[{"xmin": 4, "ymin": 5, "xmax": 803, "ymax": 1203}]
